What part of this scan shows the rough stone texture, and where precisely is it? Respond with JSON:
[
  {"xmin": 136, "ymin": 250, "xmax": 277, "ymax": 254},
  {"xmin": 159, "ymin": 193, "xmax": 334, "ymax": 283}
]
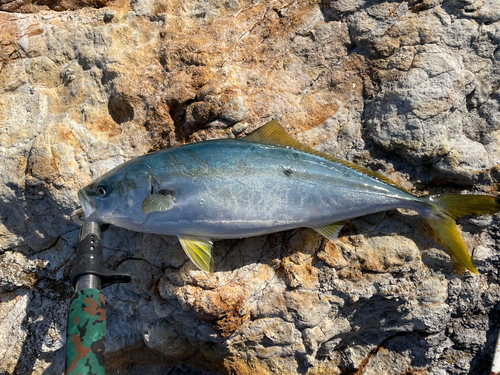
[
  {"xmin": 1, "ymin": 0, "xmax": 500, "ymax": 374},
  {"xmin": 0, "ymin": 0, "xmax": 109, "ymax": 13}
]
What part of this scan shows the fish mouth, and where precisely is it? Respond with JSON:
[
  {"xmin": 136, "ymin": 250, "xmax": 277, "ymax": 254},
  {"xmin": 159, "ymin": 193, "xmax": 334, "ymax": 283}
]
[{"xmin": 78, "ymin": 188, "xmax": 97, "ymax": 220}]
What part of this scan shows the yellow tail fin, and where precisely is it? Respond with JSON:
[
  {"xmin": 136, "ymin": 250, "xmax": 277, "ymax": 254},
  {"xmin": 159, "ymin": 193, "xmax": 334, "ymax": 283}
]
[{"xmin": 420, "ymin": 194, "xmax": 500, "ymax": 274}]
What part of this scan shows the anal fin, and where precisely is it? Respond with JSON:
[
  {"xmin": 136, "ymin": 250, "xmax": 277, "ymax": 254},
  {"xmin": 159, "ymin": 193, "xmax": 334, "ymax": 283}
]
[
  {"xmin": 177, "ymin": 235, "xmax": 214, "ymax": 274},
  {"xmin": 313, "ymin": 220, "xmax": 348, "ymax": 242}
]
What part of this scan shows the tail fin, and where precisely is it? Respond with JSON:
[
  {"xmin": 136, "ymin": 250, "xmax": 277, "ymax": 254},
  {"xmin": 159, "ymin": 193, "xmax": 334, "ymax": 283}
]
[{"xmin": 419, "ymin": 194, "xmax": 500, "ymax": 274}]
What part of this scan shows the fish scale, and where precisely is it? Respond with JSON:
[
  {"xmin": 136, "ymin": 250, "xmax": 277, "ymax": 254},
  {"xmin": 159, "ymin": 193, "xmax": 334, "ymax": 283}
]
[{"xmin": 139, "ymin": 141, "xmax": 415, "ymax": 234}]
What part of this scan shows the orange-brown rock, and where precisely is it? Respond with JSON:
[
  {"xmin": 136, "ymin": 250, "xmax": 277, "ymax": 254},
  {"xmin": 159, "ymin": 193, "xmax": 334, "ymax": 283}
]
[{"xmin": 2, "ymin": 0, "xmax": 500, "ymax": 374}]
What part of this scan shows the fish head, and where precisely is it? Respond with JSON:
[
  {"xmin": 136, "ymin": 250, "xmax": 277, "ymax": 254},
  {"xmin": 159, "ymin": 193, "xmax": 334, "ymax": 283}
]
[{"xmin": 78, "ymin": 164, "xmax": 152, "ymax": 229}]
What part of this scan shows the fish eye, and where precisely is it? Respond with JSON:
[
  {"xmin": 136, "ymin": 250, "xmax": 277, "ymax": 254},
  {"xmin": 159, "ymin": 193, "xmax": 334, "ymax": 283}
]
[{"xmin": 96, "ymin": 183, "xmax": 109, "ymax": 198}]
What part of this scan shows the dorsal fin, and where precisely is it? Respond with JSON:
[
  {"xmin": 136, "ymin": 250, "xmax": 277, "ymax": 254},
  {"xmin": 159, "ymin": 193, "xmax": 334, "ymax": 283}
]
[{"xmin": 243, "ymin": 120, "xmax": 408, "ymax": 193}]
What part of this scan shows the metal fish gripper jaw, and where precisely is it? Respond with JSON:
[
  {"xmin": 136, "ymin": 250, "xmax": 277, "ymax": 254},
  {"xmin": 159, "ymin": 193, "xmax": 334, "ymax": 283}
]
[{"xmin": 71, "ymin": 209, "xmax": 131, "ymax": 289}]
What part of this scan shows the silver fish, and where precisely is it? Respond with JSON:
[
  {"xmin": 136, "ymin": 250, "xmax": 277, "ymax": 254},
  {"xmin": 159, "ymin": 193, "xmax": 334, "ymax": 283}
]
[{"xmin": 78, "ymin": 120, "xmax": 500, "ymax": 273}]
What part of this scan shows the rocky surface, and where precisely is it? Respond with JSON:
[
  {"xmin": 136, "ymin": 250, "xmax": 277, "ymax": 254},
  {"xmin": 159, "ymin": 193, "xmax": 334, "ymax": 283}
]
[{"xmin": 1, "ymin": 0, "xmax": 500, "ymax": 374}]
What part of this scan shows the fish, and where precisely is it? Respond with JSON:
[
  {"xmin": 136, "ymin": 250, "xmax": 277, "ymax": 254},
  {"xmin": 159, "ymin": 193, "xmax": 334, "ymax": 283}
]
[{"xmin": 78, "ymin": 120, "xmax": 500, "ymax": 274}]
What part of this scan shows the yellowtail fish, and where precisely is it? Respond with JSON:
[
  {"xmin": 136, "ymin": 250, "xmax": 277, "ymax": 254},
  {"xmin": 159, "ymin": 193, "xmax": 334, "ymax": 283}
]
[{"xmin": 78, "ymin": 120, "xmax": 500, "ymax": 274}]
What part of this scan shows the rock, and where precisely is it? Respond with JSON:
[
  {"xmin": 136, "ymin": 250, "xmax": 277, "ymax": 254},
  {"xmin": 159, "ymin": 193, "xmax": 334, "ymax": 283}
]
[
  {"xmin": 0, "ymin": 0, "xmax": 109, "ymax": 13},
  {"xmin": 1, "ymin": 0, "xmax": 500, "ymax": 374}
]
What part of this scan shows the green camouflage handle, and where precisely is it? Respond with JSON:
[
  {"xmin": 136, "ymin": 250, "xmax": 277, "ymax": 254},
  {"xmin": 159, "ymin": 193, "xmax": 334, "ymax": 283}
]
[{"xmin": 65, "ymin": 288, "xmax": 106, "ymax": 375}]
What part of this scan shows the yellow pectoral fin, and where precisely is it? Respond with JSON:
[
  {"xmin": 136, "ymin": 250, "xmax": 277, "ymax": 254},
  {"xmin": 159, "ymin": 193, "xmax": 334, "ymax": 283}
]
[
  {"xmin": 142, "ymin": 191, "xmax": 174, "ymax": 214},
  {"xmin": 177, "ymin": 235, "xmax": 214, "ymax": 274},
  {"xmin": 313, "ymin": 220, "xmax": 348, "ymax": 242}
]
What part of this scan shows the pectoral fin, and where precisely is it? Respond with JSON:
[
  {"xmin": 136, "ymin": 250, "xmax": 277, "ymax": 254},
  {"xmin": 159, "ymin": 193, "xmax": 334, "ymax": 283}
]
[
  {"xmin": 178, "ymin": 235, "xmax": 214, "ymax": 274},
  {"xmin": 142, "ymin": 190, "xmax": 174, "ymax": 214},
  {"xmin": 313, "ymin": 220, "xmax": 348, "ymax": 242}
]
